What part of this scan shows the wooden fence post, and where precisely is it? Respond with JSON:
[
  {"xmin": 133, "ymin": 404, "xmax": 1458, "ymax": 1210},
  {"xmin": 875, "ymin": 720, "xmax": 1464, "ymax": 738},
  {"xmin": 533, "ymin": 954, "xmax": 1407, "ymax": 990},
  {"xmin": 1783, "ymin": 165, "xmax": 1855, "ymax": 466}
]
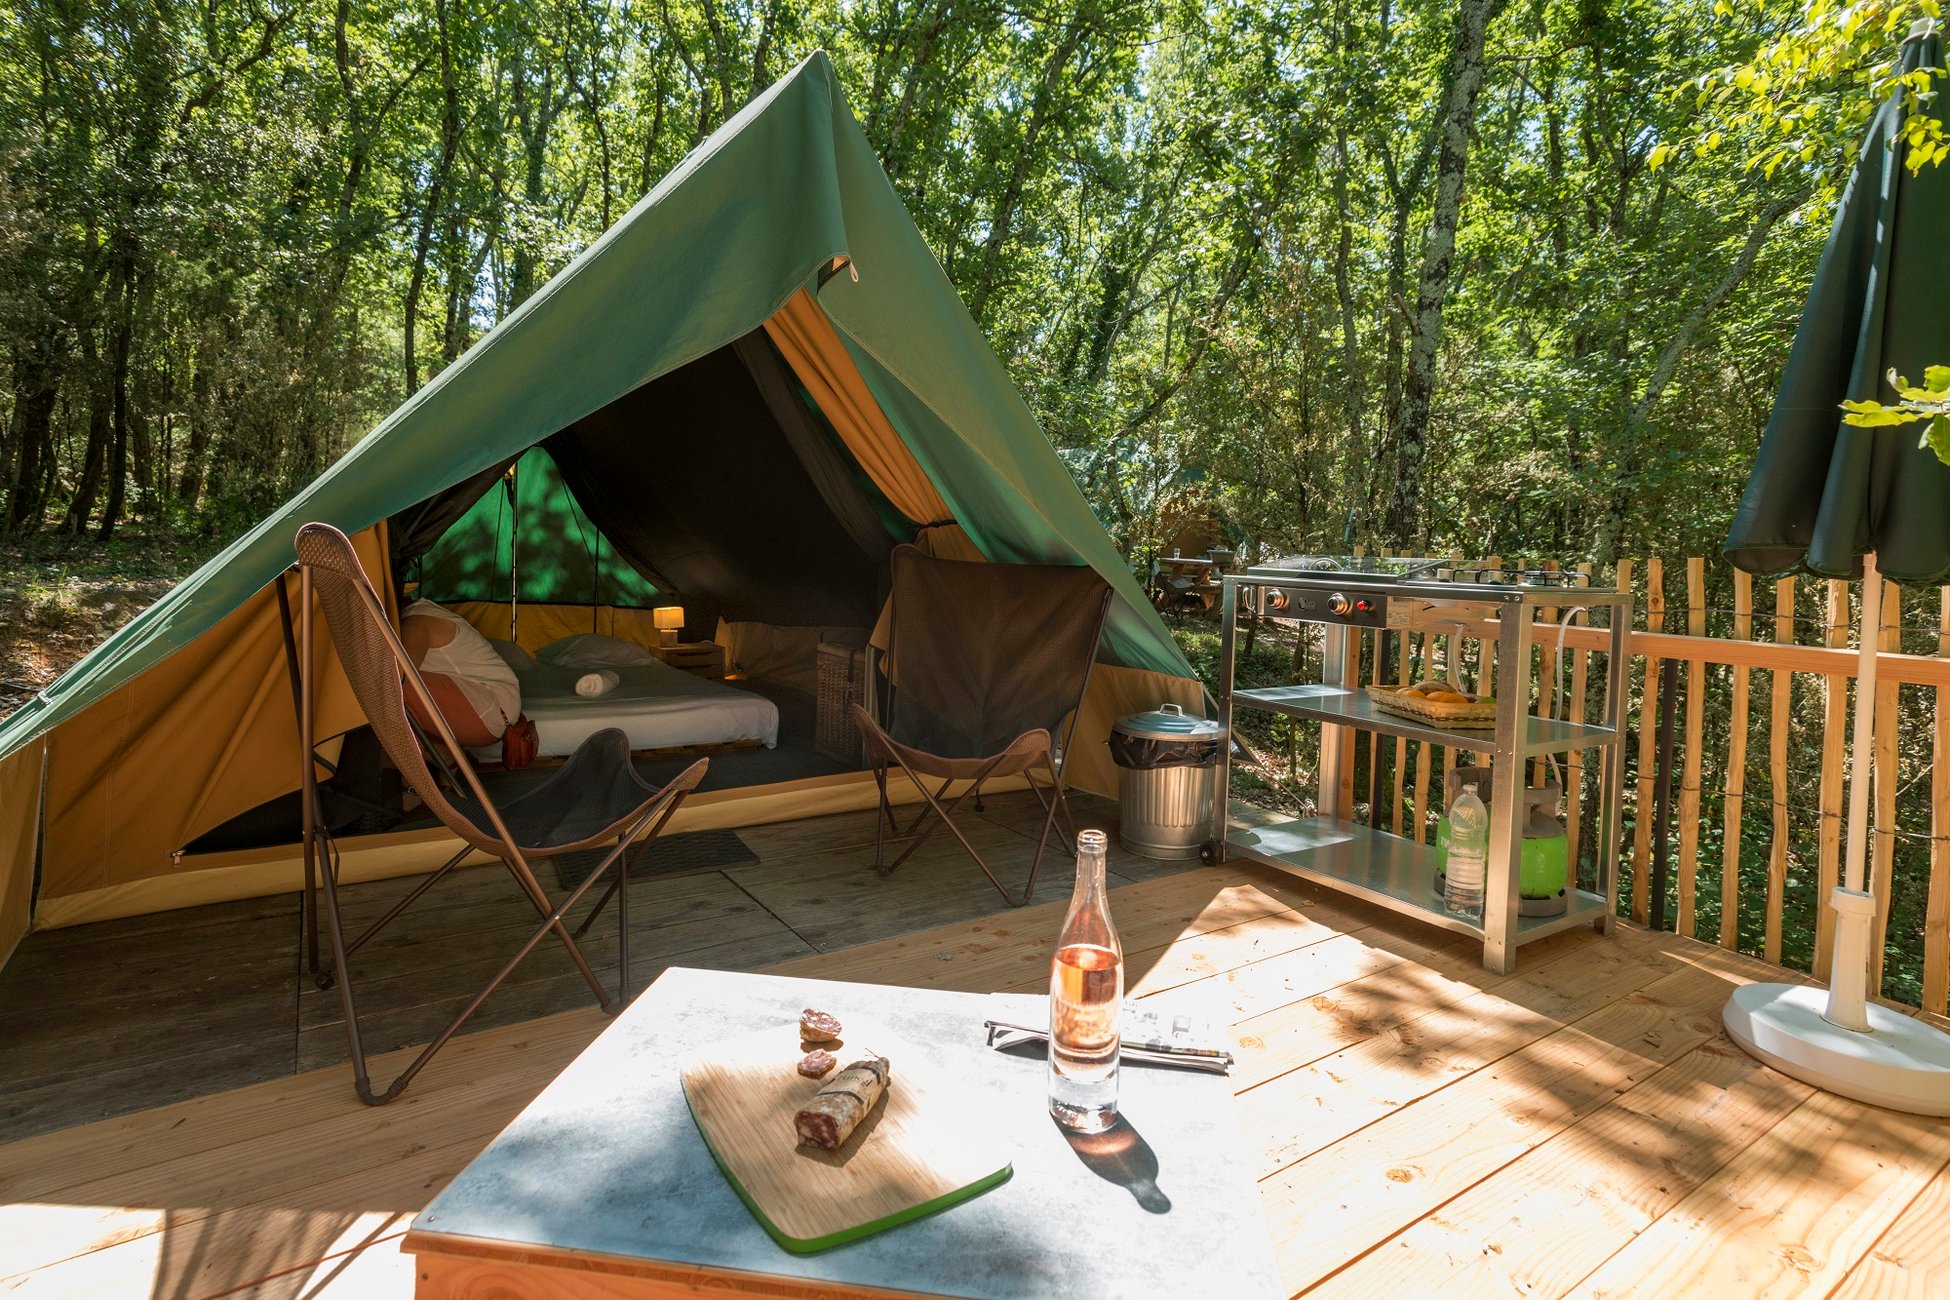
[
  {"xmin": 1630, "ymin": 559, "xmax": 1662, "ymax": 925},
  {"xmin": 1723, "ymin": 569, "xmax": 1753, "ymax": 950},
  {"xmin": 1930, "ymin": 590, "xmax": 1950, "ymax": 1015},
  {"xmin": 1871, "ymin": 579, "xmax": 1901, "ymax": 992},
  {"xmin": 1565, "ymin": 562, "xmax": 1594, "ymax": 871},
  {"xmin": 1678, "ymin": 556, "xmax": 1707, "ymax": 938},
  {"xmin": 1766, "ymin": 576, "xmax": 1795, "ymax": 966},
  {"xmin": 1815, "ymin": 579, "xmax": 1850, "ymax": 981},
  {"xmin": 1393, "ymin": 628, "xmax": 1412, "ymax": 836}
]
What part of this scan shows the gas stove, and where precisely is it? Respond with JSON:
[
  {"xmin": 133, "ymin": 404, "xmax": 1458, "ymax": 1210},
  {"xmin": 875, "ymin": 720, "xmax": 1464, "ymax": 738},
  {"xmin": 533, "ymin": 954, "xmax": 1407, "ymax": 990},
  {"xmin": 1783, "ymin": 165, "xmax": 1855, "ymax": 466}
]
[{"xmin": 1237, "ymin": 555, "xmax": 1612, "ymax": 627}]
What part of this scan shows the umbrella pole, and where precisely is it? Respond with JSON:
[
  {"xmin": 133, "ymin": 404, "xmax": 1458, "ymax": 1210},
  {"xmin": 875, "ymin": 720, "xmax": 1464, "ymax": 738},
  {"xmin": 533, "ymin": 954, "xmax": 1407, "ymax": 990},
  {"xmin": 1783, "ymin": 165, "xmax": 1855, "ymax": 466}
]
[
  {"xmin": 1723, "ymin": 550, "xmax": 1950, "ymax": 1114},
  {"xmin": 1823, "ymin": 553, "xmax": 1882, "ymax": 1031}
]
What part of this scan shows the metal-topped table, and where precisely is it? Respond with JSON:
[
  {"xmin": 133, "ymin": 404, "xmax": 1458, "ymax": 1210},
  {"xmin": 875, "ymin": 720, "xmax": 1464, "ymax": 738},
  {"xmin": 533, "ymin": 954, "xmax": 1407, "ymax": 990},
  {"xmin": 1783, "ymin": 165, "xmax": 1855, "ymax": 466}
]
[{"xmin": 404, "ymin": 966, "xmax": 1281, "ymax": 1299}]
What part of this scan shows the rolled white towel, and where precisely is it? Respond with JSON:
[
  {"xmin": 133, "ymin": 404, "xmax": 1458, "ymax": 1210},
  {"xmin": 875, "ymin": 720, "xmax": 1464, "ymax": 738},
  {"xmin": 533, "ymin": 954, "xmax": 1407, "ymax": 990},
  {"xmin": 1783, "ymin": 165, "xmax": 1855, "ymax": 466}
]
[{"xmin": 575, "ymin": 669, "xmax": 621, "ymax": 698}]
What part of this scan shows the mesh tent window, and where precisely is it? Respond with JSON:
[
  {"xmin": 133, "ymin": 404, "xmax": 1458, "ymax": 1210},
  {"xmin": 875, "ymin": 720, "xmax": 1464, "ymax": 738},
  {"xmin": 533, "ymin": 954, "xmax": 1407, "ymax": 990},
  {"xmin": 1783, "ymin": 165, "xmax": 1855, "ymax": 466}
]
[{"xmin": 411, "ymin": 445, "xmax": 663, "ymax": 610}]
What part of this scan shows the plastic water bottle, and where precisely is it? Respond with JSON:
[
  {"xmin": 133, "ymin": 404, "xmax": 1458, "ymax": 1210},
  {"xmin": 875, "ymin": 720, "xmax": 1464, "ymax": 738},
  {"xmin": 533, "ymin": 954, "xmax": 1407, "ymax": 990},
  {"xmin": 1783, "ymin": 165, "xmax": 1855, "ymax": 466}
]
[{"xmin": 1445, "ymin": 783, "xmax": 1488, "ymax": 918}]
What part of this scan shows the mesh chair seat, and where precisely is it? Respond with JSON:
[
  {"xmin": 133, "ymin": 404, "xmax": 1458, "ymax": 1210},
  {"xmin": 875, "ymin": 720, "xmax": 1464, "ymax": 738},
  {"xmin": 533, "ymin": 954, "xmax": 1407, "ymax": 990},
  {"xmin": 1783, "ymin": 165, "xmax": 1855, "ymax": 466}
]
[{"xmin": 449, "ymin": 728, "xmax": 668, "ymax": 855}]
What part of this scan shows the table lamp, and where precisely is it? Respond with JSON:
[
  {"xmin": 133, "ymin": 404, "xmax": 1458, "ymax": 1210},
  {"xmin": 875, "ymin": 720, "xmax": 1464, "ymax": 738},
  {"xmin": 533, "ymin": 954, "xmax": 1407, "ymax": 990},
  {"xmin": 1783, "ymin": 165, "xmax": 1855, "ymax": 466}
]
[{"xmin": 652, "ymin": 605, "xmax": 684, "ymax": 646}]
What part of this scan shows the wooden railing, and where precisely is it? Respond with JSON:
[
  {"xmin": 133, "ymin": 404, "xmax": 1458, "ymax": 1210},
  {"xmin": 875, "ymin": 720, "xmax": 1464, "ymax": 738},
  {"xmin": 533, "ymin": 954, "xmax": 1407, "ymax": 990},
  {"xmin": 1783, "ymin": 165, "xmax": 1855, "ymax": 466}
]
[{"xmin": 1329, "ymin": 556, "xmax": 1949, "ymax": 1014}]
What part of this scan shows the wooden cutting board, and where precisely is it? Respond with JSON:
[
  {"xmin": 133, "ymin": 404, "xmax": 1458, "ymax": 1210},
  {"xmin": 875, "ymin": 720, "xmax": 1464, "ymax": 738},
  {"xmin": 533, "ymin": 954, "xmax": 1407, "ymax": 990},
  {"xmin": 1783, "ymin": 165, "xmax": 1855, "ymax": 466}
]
[{"xmin": 680, "ymin": 1021, "xmax": 1013, "ymax": 1253}]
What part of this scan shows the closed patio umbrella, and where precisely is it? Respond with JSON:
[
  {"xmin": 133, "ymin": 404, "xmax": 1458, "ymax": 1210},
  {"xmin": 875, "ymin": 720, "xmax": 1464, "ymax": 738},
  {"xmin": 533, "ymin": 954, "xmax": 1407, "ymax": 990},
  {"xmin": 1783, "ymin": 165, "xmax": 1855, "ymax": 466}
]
[{"xmin": 1721, "ymin": 19, "xmax": 1950, "ymax": 1115}]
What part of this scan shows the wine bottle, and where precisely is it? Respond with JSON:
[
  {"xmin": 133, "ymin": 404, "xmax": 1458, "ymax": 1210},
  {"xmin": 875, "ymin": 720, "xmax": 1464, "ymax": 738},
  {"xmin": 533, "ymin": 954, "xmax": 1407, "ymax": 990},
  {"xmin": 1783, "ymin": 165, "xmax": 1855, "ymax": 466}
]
[{"xmin": 1049, "ymin": 829, "xmax": 1123, "ymax": 1132}]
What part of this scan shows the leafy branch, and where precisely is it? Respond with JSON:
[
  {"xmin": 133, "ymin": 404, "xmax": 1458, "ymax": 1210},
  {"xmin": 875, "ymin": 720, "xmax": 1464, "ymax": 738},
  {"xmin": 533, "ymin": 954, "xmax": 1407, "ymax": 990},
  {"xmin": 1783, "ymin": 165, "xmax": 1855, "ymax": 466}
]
[{"xmin": 1842, "ymin": 365, "xmax": 1950, "ymax": 461}]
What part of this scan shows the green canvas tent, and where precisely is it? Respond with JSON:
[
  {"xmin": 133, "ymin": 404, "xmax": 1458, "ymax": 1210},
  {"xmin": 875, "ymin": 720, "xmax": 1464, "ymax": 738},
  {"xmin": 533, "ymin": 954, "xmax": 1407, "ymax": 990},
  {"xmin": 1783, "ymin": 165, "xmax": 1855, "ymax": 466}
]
[{"xmin": 0, "ymin": 52, "xmax": 1200, "ymax": 959}]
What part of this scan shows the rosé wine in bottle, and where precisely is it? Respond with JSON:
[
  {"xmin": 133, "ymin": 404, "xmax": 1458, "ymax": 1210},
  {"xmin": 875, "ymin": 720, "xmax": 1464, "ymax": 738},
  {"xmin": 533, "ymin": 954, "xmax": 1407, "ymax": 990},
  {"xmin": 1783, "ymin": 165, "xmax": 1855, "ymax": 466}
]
[{"xmin": 1049, "ymin": 829, "xmax": 1122, "ymax": 1132}]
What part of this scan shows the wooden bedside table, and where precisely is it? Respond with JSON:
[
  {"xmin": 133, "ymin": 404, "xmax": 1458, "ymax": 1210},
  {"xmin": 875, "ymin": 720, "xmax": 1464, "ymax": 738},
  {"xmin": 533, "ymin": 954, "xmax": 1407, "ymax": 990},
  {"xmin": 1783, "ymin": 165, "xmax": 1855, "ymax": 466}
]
[{"xmin": 652, "ymin": 640, "xmax": 726, "ymax": 678}]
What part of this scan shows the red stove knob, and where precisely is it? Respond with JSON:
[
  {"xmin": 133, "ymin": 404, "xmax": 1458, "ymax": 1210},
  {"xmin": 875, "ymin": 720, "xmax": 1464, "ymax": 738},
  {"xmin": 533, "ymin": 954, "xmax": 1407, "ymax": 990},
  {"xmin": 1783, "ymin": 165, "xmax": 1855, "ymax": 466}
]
[
  {"xmin": 1328, "ymin": 592, "xmax": 1352, "ymax": 615},
  {"xmin": 1355, "ymin": 598, "xmax": 1374, "ymax": 613}
]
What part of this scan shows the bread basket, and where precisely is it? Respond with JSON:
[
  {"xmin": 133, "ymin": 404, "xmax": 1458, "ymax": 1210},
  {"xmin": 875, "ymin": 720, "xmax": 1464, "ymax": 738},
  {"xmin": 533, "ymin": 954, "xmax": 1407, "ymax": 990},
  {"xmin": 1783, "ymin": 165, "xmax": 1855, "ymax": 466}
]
[{"xmin": 1365, "ymin": 683, "xmax": 1498, "ymax": 729}]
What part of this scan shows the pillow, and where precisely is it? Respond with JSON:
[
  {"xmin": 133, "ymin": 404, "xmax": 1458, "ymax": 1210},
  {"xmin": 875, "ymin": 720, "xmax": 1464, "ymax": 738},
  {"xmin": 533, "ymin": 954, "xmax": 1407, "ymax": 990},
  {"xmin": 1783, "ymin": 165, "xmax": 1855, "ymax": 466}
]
[
  {"xmin": 536, "ymin": 632, "xmax": 657, "ymax": 670},
  {"xmin": 487, "ymin": 638, "xmax": 536, "ymax": 673}
]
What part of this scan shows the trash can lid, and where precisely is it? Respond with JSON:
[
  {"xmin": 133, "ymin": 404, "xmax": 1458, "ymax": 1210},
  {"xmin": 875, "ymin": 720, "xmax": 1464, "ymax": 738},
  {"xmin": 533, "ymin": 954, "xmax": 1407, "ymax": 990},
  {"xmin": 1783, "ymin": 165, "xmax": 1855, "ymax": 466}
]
[{"xmin": 1113, "ymin": 703, "xmax": 1224, "ymax": 741}]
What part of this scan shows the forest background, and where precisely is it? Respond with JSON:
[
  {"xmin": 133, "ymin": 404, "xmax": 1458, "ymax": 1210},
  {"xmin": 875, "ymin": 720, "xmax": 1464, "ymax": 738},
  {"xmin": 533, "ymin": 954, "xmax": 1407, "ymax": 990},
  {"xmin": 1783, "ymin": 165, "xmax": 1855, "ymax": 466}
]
[{"xmin": 6, "ymin": 0, "xmax": 1927, "ymax": 574}]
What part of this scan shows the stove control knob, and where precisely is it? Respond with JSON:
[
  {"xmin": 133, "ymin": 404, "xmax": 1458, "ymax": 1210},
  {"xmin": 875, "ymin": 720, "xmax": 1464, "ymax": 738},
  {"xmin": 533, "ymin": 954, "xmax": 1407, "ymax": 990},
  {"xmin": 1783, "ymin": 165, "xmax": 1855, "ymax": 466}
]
[{"xmin": 1328, "ymin": 592, "xmax": 1352, "ymax": 616}]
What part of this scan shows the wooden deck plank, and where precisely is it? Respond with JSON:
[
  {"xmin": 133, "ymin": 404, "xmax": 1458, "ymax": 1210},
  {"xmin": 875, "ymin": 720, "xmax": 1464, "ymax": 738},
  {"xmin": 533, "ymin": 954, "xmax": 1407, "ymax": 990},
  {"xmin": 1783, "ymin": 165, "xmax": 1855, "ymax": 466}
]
[
  {"xmin": 1832, "ymin": 1161, "xmax": 1950, "ymax": 1299},
  {"xmin": 1257, "ymin": 960, "xmax": 1748, "ymax": 1296},
  {"xmin": 294, "ymin": 924, "xmax": 818, "ymax": 1072},
  {"xmin": 1240, "ymin": 923, "xmax": 1688, "ymax": 1181},
  {"xmin": 2, "ymin": 832, "xmax": 1942, "ymax": 1300},
  {"xmin": 1226, "ymin": 926, "xmax": 1602, "ymax": 1090},
  {"xmin": 0, "ymin": 1008, "xmax": 606, "ymax": 1206},
  {"xmin": 764, "ymin": 867, "xmax": 1319, "ymax": 993},
  {"xmin": 1565, "ymin": 1089, "xmax": 1950, "ymax": 1298},
  {"xmin": 1305, "ymin": 1035, "xmax": 1812, "ymax": 1298}
]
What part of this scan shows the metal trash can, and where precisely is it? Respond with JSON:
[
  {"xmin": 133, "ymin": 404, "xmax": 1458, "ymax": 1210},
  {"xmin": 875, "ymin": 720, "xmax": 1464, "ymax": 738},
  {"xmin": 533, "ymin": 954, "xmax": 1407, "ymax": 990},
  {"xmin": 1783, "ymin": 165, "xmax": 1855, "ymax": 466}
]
[{"xmin": 1110, "ymin": 704, "xmax": 1225, "ymax": 860}]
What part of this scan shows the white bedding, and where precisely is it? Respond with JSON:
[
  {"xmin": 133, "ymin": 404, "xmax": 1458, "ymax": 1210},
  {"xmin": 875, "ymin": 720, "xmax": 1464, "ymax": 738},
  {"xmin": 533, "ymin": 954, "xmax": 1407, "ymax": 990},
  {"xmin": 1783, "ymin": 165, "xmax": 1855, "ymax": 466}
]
[{"xmin": 514, "ymin": 659, "xmax": 779, "ymax": 757}]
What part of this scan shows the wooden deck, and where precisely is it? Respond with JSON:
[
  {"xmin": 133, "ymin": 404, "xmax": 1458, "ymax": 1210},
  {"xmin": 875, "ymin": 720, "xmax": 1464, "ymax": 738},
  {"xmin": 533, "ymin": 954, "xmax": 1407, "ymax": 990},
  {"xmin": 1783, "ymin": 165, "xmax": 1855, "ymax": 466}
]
[
  {"xmin": 0, "ymin": 788, "xmax": 1170, "ymax": 1142},
  {"xmin": 3, "ymin": 795, "xmax": 1949, "ymax": 1297}
]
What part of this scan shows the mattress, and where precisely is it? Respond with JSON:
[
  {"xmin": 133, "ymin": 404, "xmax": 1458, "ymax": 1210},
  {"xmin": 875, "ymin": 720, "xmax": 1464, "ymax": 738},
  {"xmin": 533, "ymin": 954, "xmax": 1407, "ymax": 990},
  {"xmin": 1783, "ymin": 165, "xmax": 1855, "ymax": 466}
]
[{"xmin": 514, "ymin": 660, "xmax": 779, "ymax": 758}]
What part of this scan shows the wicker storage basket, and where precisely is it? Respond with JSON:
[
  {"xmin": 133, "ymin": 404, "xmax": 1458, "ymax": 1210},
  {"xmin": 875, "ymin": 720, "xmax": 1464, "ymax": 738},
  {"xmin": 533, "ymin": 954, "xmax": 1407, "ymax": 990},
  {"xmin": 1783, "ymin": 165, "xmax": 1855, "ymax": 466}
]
[
  {"xmin": 1365, "ymin": 683, "xmax": 1498, "ymax": 729},
  {"xmin": 815, "ymin": 642, "xmax": 869, "ymax": 766}
]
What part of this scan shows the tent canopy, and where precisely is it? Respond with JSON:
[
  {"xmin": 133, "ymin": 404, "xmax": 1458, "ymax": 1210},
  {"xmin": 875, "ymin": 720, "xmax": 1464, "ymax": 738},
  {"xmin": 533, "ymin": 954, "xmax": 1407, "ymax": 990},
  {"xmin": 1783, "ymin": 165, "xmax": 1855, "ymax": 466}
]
[{"xmin": 0, "ymin": 51, "xmax": 1199, "ymax": 948}]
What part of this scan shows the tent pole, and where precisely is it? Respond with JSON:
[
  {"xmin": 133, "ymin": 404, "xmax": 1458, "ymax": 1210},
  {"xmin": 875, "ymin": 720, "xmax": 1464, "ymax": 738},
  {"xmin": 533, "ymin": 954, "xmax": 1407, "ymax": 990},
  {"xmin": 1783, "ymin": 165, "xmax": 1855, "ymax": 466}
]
[
  {"xmin": 1824, "ymin": 552, "xmax": 1881, "ymax": 1031},
  {"xmin": 508, "ymin": 463, "xmax": 520, "ymax": 645}
]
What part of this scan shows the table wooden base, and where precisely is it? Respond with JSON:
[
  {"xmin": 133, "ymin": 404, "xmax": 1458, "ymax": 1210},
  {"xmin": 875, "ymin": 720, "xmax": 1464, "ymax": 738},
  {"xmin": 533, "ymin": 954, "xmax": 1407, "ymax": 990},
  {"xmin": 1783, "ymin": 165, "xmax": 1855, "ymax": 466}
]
[{"xmin": 407, "ymin": 1230, "xmax": 932, "ymax": 1299}]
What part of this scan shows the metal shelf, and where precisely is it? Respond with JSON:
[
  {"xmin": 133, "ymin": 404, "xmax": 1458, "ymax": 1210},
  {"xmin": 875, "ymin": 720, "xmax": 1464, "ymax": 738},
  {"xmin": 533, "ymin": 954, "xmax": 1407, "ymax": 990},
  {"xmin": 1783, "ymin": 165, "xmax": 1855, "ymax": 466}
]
[
  {"xmin": 1225, "ymin": 816, "xmax": 1611, "ymax": 944},
  {"xmin": 1211, "ymin": 570, "xmax": 1632, "ymax": 973},
  {"xmin": 1230, "ymin": 685, "xmax": 1620, "ymax": 757}
]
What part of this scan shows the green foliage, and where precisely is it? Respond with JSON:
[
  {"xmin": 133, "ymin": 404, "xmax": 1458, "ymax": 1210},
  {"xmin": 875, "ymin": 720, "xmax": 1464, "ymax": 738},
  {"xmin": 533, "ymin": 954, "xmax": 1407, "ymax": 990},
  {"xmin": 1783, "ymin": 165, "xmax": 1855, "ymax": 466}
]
[
  {"xmin": 1842, "ymin": 364, "xmax": 1950, "ymax": 458},
  {"xmin": 0, "ymin": 0, "xmax": 1874, "ymax": 567},
  {"xmin": 1676, "ymin": 0, "xmax": 1945, "ymax": 178}
]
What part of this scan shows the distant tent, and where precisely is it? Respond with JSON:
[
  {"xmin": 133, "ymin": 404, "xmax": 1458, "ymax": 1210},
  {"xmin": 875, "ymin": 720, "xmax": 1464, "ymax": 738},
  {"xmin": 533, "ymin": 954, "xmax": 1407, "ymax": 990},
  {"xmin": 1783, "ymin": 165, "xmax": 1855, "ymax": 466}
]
[{"xmin": 0, "ymin": 52, "xmax": 1201, "ymax": 961}]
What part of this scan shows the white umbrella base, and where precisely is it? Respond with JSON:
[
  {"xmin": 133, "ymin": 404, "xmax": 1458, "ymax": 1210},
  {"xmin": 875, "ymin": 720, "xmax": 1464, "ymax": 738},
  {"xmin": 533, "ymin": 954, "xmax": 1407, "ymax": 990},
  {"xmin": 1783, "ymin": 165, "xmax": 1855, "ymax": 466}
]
[{"xmin": 1725, "ymin": 982, "xmax": 1950, "ymax": 1116}]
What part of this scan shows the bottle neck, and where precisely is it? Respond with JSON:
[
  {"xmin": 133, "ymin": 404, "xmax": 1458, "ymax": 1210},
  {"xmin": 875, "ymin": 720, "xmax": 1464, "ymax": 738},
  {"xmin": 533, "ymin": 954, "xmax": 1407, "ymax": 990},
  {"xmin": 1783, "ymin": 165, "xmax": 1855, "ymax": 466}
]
[
  {"xmin": 1072, "ymin": 840, "xmax": 1108, "ymax": 902},
  {"xmin": 1062, "ymin": 834, "xmax": 1118, "ymax": 953}
]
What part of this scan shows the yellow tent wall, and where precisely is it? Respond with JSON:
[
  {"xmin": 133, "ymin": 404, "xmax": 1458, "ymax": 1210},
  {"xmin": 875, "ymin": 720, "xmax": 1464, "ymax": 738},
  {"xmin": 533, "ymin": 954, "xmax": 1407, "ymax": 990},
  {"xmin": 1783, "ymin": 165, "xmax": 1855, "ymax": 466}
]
[
  {"xmin": 31, "ymin": 527, "xmax": 394, "ymax": 929},
  {"xmin": 0, "ymin": 740, "xmax": 44, "ymax": 968}
]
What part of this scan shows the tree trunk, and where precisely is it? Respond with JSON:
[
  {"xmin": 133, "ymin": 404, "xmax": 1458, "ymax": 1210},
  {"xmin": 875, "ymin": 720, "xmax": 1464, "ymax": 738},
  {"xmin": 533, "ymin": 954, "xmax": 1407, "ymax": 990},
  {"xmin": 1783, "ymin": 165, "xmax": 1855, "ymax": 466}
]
[
  {"xmin": 877, "ymin": 0, "xmax": 955, "ymax": 179},
  {"xmin": 405, "ymin": 0, "xmax": 460, "ymax": 395},
  {"xmin": 1331, "ymin": 126, "xmax": 1365, "ymax": 522},
  {"xmin": 1587, "ymin": 188, "xmax": 1811, "ymax": 564},
  {"xmin": 176, "ymin": 349, "xmax": 213, "ymax": 510},
  {"xmin": 4, "ymin": 340, "xmax": 62, "ymax": 534},
  {"xmin": 65, "ymin": 338, "xmax": 111, "ymax": 535},
  {"xmin": 1382, "ymin": 0, "xmax": 1505, "ymax": 545},
  {"xmin": 95, "ymin": 257, "xmax": 136, "ymax": 540},
  {"xmin": 964, "ymin": 16, "xmax": 1090, "ymax": 320}
]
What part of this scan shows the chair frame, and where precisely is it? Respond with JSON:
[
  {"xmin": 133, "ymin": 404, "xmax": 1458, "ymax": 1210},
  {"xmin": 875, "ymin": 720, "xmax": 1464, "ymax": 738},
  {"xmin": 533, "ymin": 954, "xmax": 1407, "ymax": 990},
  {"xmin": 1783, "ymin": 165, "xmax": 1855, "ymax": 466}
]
[
  {"xmin": 293, "ymin": 555, "xmax": 696, "ymax": 1106},
  {"xmin": 859, "ymin": 565, "xmax": 1111, "ymax": 907}
]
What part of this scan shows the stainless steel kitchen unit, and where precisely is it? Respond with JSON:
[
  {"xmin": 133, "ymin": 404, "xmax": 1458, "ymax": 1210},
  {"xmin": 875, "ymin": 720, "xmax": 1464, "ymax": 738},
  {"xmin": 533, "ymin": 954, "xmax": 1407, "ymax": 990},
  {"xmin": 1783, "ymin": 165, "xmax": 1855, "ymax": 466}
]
[{"xmin": 1212, "ymin": 557, "xmax": 1632, "ymax": 974}]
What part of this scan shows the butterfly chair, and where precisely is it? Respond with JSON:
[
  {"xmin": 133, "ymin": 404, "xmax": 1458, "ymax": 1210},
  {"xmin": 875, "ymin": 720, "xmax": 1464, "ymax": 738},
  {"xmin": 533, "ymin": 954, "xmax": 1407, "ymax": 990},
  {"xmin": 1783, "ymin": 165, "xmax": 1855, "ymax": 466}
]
[
  {"xmin": 852, "ymin": 543, "xmax": 1112, "ymax": 906},
  {"xmin": 294, "ymin": 522, "xmax": 707, "ymax": 1105}
]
